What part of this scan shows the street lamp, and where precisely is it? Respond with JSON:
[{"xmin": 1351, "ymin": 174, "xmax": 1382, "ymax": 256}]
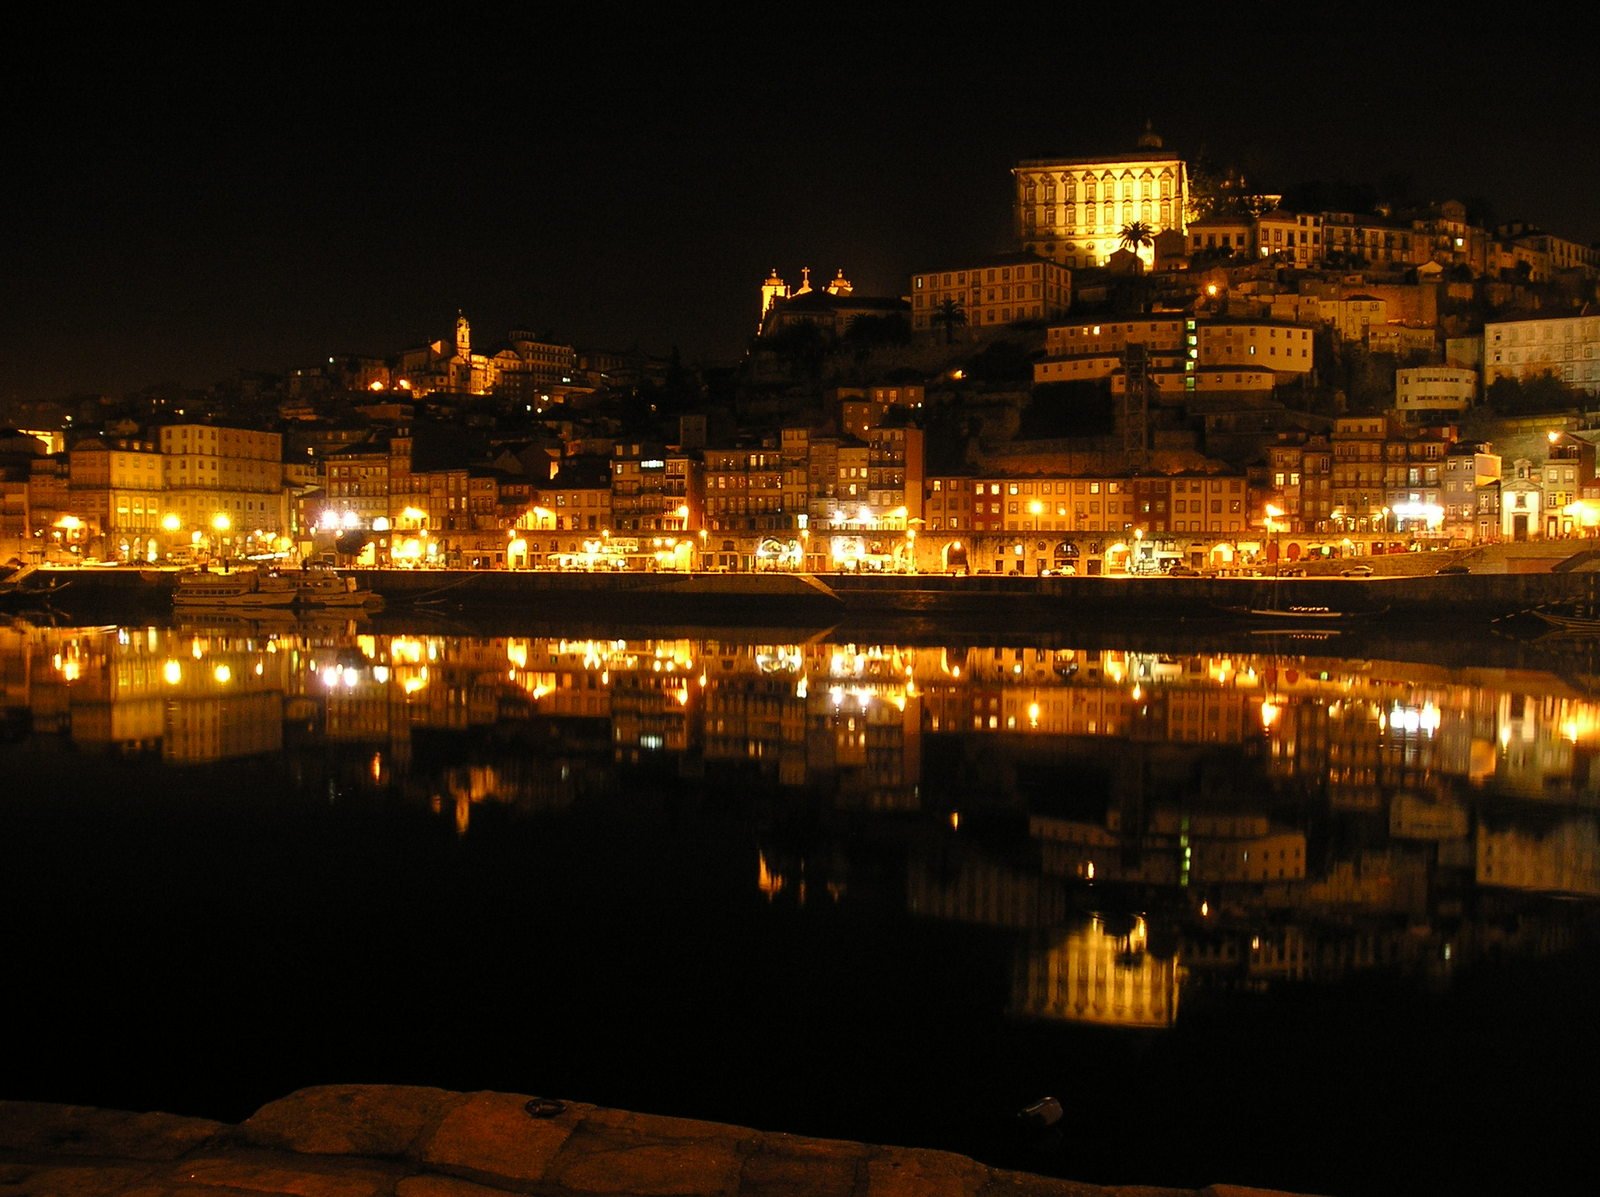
[
  {"xmin": 1264, "ymin": 504, "xmax": 1285, "ymax": 576},
  {"xmin": 211, "ymin": 512, "xmax": 232, "ymax": 564}
]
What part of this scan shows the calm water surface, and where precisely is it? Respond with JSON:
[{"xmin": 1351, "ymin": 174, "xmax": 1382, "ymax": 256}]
[{"xmin": 3, "ymin": 614, "xmax": 1598, "ymax": 1197}]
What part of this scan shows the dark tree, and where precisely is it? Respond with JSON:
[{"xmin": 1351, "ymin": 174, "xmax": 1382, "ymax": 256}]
[{"xmin": 932, "ymin": 297, "xmax": 967, "ymax": 345}]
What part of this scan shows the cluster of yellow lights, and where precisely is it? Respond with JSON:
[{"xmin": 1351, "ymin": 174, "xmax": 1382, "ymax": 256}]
[{"xmin": 41, "ymin": 630, "xmax": 1600, "ymax": 762}]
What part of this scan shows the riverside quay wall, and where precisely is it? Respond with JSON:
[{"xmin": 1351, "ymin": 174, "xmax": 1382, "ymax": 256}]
[
  {"xmin": 0, "ymin": 1085, "xmax": 1319, "ymax": 1197},
  {"xmin": 14, "ymin": 564, "xmax": 1600, "ymax": 630}
]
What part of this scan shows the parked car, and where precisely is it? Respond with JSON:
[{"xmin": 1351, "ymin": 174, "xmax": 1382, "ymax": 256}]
[
  {"xmin": 1437, "ymin": 564, "xmax": 1470, "ymax": 575},
  {"xmin": 1340, "ymin": 564, "xmax": 1375, "ymax": 577},
  {"xmin": 1167, "ymin": 564, "xmax": 1202, "ymax": 577},
  {"xmin": 1278, "ymin": 565, "xmax": 1307, "ymax": 577}
]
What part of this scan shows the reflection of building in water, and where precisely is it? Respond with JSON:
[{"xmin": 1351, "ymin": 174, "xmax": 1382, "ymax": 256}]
[
  {"xmin": 1032, "ymin": 804, "xmax": 1306, "ymax": 888},
  {"xmin": 754, "ymin": 845, "xmax": 848, "ymax": 907},
  {"xmin": 165, "ymin": 689, "xmax": 283, "ymax": 763},
  {"xmin": 1477, "ymin": 818, "xmax": 1600, "ymax": 896},
  {"xmin": 12, "ymin": 627, "xmax": 1600, "ymax": 957},
  {"xmin": 1012, "ymin": 916, "xmax": 1180, "ymax": 1027},
  {"xmin": 19, "ymin": 625, "xmax": 290, "ymax": 762},
  {"xmin": 160, "ymin": 630, "xmax": 287, "ymax": 762},
  {"xmin": 907, "ymin": 849, "xmax": 1067, "ymax": 928}
]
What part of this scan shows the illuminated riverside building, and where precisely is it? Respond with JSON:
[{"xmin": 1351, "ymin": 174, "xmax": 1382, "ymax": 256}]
[
  {"xmin": 610, "ymin": 443, "xmax": 699, "ymax": 537},
  {"xmin": 322, "ymin": 436, "xmax": 392, "ymax": 536},
  {"xmin": 923, "ymin": 472, "xmax": 1248, "ymax": 574},
  {"xmin": 1013, "ymin": 128, "xmax": 1189, "ymax": 269},
  {"xmin": 64, "ymin": 436, "xmax": 164, "ymax": 560},
  {"xmin": 159, "ymin": 424, "xmax": 286, "ymax": 557},
  {"xmin": 1442, "ymin": 443, "xmax": 1502, "ymax": 543}
]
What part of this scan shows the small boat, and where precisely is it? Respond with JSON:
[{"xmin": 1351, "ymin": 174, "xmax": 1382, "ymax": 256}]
[
  {"xmin": 0, "ymin": 564, "xmax": 67, "ymax": 610},
  {"xmin": 290, "ymin": 570, "xmax": 385, "ymax": 611},
  {"xmin": 1529, "ymin": 604, "xmax": 1600, "ymax": 634},
  {"xmin": 1220, "ymin": 604, "xmax": 1381, "ymax": 623},
  {"xmin": 173, "ymin": 567, "xmax": 297, "ymax": 609}
]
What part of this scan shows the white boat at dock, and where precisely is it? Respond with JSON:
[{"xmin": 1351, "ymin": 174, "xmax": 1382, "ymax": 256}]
[
  {"xmin": 290, "ymin": 569, "xmax": 385, "ymax": 611},
  {"xmin": 173, "ymin": 566, "xmax": 383, "ymax": 612},
  {"xmin": 173, "ymin": 566, "xmax": 298, "ymax": 609}
]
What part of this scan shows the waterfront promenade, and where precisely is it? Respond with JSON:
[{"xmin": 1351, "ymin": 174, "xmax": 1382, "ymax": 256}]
[
  {"xmin": 11, "ymin": 551, "xmax": 1600, "ymax": 634},
  {"xmin": 0, "ymin": 1085, "xmax": 1317, "ymax": 1197}
]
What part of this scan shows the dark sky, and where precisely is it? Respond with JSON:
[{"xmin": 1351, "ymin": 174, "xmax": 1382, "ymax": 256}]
[{"xmin": 5, "ymin": 10, "xmax": 1596, "ymax": 405}]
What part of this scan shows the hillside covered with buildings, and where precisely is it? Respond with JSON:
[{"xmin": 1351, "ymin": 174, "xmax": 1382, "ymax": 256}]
[{"xmin": 6, "ymin": 126, "xmax": 1600, "ymax": 578}]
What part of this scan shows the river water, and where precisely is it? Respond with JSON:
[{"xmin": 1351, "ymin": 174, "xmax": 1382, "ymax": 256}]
[{"xmin": 2, "ymin": 613, "xmax": 1596, "ymax": 1197}]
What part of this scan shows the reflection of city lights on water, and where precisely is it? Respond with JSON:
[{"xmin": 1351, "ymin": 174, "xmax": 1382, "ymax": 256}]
[
  {"xmin": 1388, "ymin": 702, "xmax": 1441, "ymax": 736},
  {"xmin": 213, "ymin": 664, "xmax": 231, "ymax": 684},
  {"xmin": 163, "ymin": 660, "xmax": 182, "ymax": 685},
  {"xmin": 372, "ymin": 665, "xmax": 389, "ymax": 684}
]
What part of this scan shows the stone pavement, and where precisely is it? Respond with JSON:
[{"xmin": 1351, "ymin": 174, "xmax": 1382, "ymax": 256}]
[{"xmin": 0, "ymin": 1084, "xmax": 1320, "ymax": 1197}]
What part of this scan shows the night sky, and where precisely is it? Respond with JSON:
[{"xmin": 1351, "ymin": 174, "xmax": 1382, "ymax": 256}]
[{"xmin": 5, "ymin": 11, "xmax": 1595, "ymax": 405}]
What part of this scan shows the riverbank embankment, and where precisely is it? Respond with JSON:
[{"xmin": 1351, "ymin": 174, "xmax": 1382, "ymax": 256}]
[
  {"xmin": 0, "ymin": 1085, "xmax": 1317, "ymax": 1197},
  {"xmin": 15, "ymin": 562, "xmax": 1598, "ymax": 632}
]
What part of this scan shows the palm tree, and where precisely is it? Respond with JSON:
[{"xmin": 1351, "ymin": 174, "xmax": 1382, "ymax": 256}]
[
  {"xmin": 1117, "ymin": 220, "xmax": 1155, "ymax": 267},
  {"xmin": 931, "ymin": 297, "xmax": 967, "ymax": 345}
]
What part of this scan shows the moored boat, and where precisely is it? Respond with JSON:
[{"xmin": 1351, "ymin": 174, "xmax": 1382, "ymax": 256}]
[
  {"xmin": 173, "ymin": 567, "xmax": 298, "ymax": 608},
  {"xmin": 290, "ymin": 570, "xmax": 385, "ymax": 611},
  {"xmin": 1529, "ymin": 603, "xmax": 1600, "ymax": 634},
  {"xmin": 1219, "ymin": 603, "xmax": 1384, "ymax": 623}
]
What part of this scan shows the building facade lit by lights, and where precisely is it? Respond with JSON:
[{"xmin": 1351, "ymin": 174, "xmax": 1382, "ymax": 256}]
[
  {"xmin": 1013, "ymin": 124, "xmax": 1189, "ymax": 269},
  {"xmin": 158, "ymin": 424, "xmax": 286, "ymax": 557},
  {"xmin": 1484, "ymin": 313, "xmax": 1600, "ymax": 395},
  {"xmin": 64, "ymin": 435, "xmax": 164, "ymax": 558},
  {"xmin": 909, "ymin": 254, "xmax": 1072, "ymax": 337},
  {"xmin": 1033, "ymin": 316, "xmax": 1313, "ymax": 398}
]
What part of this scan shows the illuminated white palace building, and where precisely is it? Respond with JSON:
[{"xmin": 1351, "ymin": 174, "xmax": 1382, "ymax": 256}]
[{"xmin": 1013, "ymin": 124, "xmax": 1190, "ymax": 270}]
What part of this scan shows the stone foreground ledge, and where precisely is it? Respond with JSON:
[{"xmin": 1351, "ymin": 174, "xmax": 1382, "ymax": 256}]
[{"xmin": 0, "ymin": 1085, "xmax": 1322, "ymax": 1197}]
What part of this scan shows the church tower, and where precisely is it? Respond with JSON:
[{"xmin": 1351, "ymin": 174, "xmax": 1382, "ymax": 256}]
[
  {"xmin": 826, "ymin": 268, "xmax": 853, "ymax": 297},
  {"xmin": 760, "ymin": 268, "xmax": 790, "ymax": 332},
  {"xmin": 455, "ymin": 311, "xmax": 471, "ymax": 360}
]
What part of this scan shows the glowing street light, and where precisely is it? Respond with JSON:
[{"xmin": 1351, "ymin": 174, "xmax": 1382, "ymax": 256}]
[{"xmin": 1264, "ymin": 503, "xmax": 1285, "ymax": 575}]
